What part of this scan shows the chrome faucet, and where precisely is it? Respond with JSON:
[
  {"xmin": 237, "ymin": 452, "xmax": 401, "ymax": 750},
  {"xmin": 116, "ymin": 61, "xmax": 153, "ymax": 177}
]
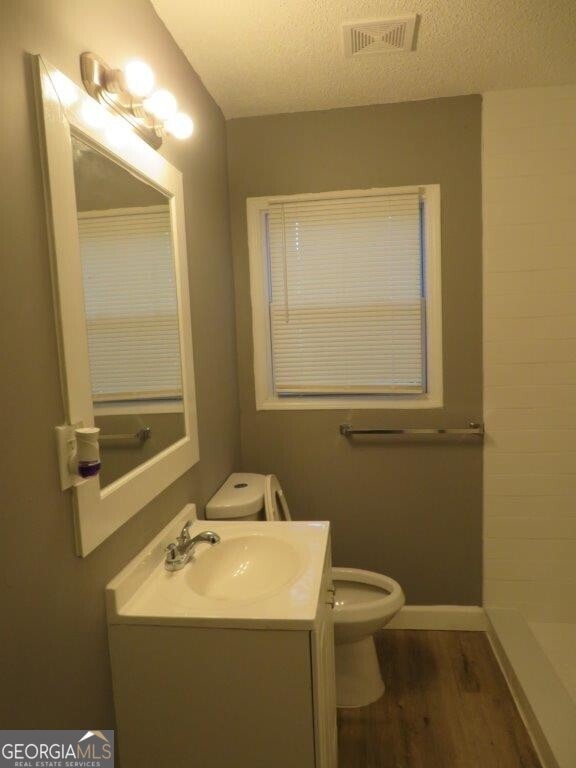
[{"xmin": 164, "ymin": 521, "xmax": 220, "ymax": 571}]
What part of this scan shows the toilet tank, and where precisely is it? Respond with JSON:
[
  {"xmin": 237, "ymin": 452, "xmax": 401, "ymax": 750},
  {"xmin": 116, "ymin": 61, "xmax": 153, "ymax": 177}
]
[{"xmin": 205, "ymin": 473, "xmax": 266, "ymax": 520}]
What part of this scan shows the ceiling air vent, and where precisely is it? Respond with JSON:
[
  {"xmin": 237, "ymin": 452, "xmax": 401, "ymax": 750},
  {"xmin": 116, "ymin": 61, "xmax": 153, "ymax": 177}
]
[{"xmin": 343, "ymin": 15, "xmax": 418, "ymax": 57}]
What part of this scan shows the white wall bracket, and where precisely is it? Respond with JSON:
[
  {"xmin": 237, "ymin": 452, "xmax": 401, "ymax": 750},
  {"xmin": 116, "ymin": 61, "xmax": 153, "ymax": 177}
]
[{"xmin": 56, "ymin": 423, "xmax": 83, "ymax": 490}]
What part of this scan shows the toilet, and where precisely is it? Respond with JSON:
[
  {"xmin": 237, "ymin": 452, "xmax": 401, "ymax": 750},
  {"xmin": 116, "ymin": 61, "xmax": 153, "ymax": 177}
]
[{"xmin": 206, "ymin": 472, "xmax": 405, "ymax": 708}]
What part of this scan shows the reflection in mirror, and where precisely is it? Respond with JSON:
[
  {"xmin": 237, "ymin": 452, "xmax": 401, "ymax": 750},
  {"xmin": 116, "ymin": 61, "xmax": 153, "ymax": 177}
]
[{"xmin": 71, "ymin": 135, "xmax": 185, "ymax": 487}]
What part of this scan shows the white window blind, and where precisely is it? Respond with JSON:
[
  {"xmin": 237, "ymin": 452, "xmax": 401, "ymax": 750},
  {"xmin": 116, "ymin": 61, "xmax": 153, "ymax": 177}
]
[
  {"xmin": 266, "ymin": 192, "xmax": 426, "ymax": 395},
  {"xmin": 78, "ymin": 207, "xmax": 182, "ymax": 402}
]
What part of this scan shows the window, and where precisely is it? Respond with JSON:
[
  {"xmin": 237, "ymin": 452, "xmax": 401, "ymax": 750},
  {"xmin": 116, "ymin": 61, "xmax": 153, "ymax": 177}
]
[
  {"xmin": 78, "ymin": 205, "xmax": 183, "ymax": 409},
  {"xmin": 247, "ymin": 186, "xmax": 442, "ymax": 410}
]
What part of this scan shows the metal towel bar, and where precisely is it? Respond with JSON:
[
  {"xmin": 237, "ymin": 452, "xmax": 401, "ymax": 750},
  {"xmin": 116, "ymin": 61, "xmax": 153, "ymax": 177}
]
[
  {"xmin": 339, "ymin": 422, "xmax": 484, "ymax": 438},
  {"xmin": 99, "ymin": 426, "xmax": 152, "ymax": 444}
]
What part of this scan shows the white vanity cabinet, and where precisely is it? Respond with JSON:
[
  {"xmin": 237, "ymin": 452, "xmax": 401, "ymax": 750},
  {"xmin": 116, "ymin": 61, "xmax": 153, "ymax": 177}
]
[{"xmin": 106, "ymin": 509, "xmax": 337, "ymax": 768}]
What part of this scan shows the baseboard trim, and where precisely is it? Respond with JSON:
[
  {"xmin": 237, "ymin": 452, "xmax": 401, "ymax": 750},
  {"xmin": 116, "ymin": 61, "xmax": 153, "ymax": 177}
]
[{"xmin": 385, "ymin": 605, "xmax": 487, "ymax": 631}]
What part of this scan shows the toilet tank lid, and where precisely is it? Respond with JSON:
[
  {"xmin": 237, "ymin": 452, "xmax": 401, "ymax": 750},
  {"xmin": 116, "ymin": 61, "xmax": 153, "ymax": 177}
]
[{"xmin": 205, "ymin": 473, "xmax": 265, "ymax": 519}]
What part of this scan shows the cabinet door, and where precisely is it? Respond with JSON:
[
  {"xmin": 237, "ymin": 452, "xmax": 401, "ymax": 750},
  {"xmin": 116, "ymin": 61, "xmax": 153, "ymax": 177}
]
[
  {"xmin": 311, "ymin": 553, "xmax": 338, "ymax": 768},
  {"xmin": 109, "ymin": 624, "xmax": 316, "ymax": 768}
]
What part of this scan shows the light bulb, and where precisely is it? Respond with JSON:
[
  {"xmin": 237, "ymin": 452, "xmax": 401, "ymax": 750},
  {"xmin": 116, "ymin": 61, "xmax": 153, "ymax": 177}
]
[
  {"xmin": 143, "ymin": 89, "xmax": 177, "ymax": 121},
  {"xmin": 165, "ymin": 112, "xmax": 194, "ymax": 140},
  {"xmin": 123, "ymin": 60, "xmax": 155, "ymax": 98},
  {"xmin": 81, "ymin": 99, "xmax": 107, "ymax": 129}
]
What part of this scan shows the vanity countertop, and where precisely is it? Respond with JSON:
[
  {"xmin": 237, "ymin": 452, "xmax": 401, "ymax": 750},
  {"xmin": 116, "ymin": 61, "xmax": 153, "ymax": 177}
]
[{"xmin": 106, "ymin": 505, "xmax": 330, "ymax": 630}]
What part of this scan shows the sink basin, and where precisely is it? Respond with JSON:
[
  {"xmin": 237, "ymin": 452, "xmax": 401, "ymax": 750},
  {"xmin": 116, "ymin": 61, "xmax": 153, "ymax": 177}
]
[
  {"xmin": 186, "ymin": 534, "xmax": 301, "ymax": 601},
  {"xmin": 107, "ymin": 510, "xmax": 330, "ymax": 628}
]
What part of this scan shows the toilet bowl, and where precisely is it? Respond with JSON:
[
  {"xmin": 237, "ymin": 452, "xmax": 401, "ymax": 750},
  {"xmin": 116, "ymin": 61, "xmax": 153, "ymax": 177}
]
[
  {"xmin": 331, "ymin": 567, "xmax": 404, "ymax": 708},
  {"xmin": 206, "ymin": 472, "xmax": 405, "ymax": 708}
]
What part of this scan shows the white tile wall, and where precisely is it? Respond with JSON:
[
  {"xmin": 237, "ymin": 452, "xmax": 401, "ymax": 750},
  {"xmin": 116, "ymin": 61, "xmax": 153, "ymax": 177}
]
[{"xmin": 483, "ymin": 85, "xmax": 576, "ymax": 616}]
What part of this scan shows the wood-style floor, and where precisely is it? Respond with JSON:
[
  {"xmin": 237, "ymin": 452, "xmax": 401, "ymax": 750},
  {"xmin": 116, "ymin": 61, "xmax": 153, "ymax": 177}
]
[{"xmin": 337, "ymin": 630, "xmax": 542, "ymax": 768}]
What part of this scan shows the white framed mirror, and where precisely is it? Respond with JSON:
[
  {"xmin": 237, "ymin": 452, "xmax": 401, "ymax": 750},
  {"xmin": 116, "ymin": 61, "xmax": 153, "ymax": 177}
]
[{"xmin": 34, "ymin": 57, "xmax": 199, "ymax": 556}]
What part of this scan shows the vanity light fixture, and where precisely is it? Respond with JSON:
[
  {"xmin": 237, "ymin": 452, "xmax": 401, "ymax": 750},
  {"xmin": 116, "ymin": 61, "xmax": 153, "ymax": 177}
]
[
  {"xmin": 123, "ymin": 60, "xmax": 155, "ymax": 98},
  {"xmin": 80, "ymin": 52, "xmax": 194, "ymax": 149},
  {"xmin": 165, "ymin": 112, "xmax": 195, "ymax": 140},
  {"xmin": 143, "ymin": 88, "xmax": 178, "ymax": 121}
]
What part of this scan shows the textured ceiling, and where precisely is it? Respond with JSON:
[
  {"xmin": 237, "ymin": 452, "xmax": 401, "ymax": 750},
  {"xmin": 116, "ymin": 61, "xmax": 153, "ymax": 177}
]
[{"xmin": 151, "ymin": 0, "xmax": 576, "ymax": 118}]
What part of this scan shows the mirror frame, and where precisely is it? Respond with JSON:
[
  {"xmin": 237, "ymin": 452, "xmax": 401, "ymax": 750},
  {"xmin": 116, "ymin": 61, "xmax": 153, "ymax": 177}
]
[{"xmin": 34, "ymin": 56, "xmax": 199, "ymax": 556}]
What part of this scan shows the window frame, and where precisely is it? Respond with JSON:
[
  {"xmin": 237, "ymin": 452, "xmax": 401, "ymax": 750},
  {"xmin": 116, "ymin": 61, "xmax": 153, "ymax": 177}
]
[{"xmin": 246, "ymin": 185, "xmax": 443, "ymax": 410}]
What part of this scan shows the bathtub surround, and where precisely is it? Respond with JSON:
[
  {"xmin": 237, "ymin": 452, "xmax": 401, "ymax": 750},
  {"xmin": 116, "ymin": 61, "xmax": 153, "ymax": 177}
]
[
  {"xmin": 0, "ymin": 0, "xmax": 239, "ymax": 728},
  {"xmin": 483, "ymin": 84, "xmax": 576, "ymax": 614},
  {"xmin": 226, "ymin": 96, "xmax": 483, "ymax": 605},
  {"xmin": 483, "ymin": 85, "xmax": 576, "ymax": 767}
]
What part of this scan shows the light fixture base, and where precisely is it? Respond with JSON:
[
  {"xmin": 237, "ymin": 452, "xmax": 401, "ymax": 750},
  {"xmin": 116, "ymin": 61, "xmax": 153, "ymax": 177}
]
[{"xmin": 80, "ymin": 52, "xmax": 162, "ymax": 149}]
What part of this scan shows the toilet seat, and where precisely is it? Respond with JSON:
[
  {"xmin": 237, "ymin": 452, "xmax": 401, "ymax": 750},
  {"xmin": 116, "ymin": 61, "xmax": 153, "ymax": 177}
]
[{"xmin": 332, "ymin": 567, "xmax": 404, "ymax": 627}]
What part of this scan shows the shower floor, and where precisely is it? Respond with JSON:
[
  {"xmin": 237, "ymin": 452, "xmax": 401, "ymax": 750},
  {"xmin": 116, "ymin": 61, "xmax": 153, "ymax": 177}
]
[{"xmin": 529, "ymin": 621, "xmax": 576, "ymax": 705}]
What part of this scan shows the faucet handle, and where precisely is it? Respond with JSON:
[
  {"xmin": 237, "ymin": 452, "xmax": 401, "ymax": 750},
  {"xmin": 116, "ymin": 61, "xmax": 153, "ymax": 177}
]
[{"xmin": 177, "ymin": 520, "xmax": 193, "ymax": 546}]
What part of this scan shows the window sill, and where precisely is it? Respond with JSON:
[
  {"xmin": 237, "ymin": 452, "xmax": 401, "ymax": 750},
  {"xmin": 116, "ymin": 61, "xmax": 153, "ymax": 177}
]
[
  {"xmin": 94, "ymin": 400, "xmax": 184, "ymax": 416},
  {"xmin": 256, "ymin": 394, "xmax": 444, "ymax": 411}
]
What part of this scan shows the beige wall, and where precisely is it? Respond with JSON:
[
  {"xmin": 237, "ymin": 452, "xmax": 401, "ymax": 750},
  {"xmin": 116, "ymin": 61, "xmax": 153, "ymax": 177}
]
[
  {"xmin": 227, "ymin": 97, "xmax": 483, "ymax": 604},
  {"xmin": 0, "ymin": 0, "xmax": 239, "ymax": 728}
]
